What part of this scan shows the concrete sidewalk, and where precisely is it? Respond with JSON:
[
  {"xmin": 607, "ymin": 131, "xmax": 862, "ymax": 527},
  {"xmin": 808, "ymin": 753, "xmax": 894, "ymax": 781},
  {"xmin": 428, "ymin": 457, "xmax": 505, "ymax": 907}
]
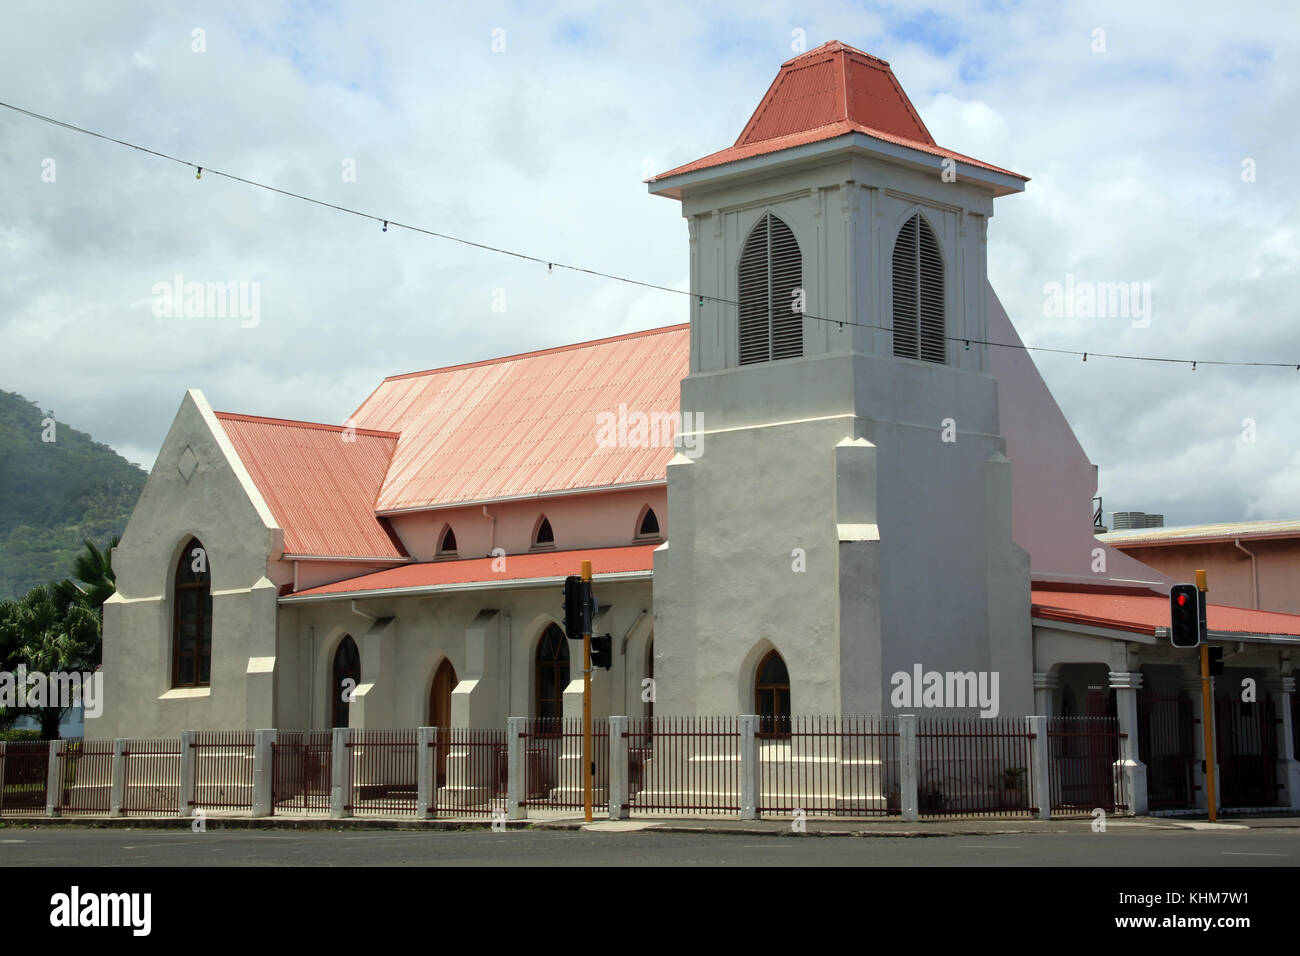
[{"xmin": 4, "ymin": 810, "xmax": 1297, "ymax": 836}]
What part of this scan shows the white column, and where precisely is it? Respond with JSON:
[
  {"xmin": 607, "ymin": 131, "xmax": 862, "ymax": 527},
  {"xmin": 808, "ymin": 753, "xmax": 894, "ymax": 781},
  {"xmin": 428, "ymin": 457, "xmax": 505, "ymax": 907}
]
[
  {"xmin": 740, "ymin": 715, "xmax": 759, "ymax": 820},
  {"xmin": 1267, "ymin": 678, "xmax": 1300, "ymax": 809},
  {"xmin": 330, "ymin": 726, "xmax": 352, "ymax": 819},
  {"xmin": 1033, "ymin": 671, "xmax": 1060, "ymax": 717},
  {"xmin": 416, "ymin": 726, "xmax": 434, "ymax": 818},
  {"xmin": 1028, "ymin": 716, "xmax": 1051, "ymax": 820},
  {"xmin": 507, "ymin": 716, "xmax": 528, "ymax": 820},
  {"xmin": 178, "ymin": 730, "xmax": 196, "ymax": 818},
  {"xmin": 109, "ymin": 739, "xmax": 126, "ymax": 818},
  {"xmin": 899, "ymin": 715, "xmax": 919, "ymax": 823},
  {"xmin": 608, "ymin": 715, "xmax": 628, "ymax": 820},
  {"xmin": 45, "ymin": 740, "xmax": 61, "ymax": 817},
  {"xmin": 251, "ymin": 728, "xmax": 275, "ymax": 817},
  {"xmin": 1108, "ymin": 671, "xmax": 1147, "ymax": 815}
]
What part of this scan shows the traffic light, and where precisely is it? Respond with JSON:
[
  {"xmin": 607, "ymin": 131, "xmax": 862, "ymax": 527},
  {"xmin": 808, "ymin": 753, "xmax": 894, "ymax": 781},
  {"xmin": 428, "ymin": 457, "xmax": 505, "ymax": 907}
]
[
  {"xmin": 591, "ymin": 634, "xmax": 612, "ymax": 669},
  {"xmin": 563, "ymin": 575, "xmax": 585, "ymax": 638},
  {"xmin": 1169, "ymin": 584, "xmax": 1202, "ymax": 648},
  {"xmin": 1208, "ymin": 646, "xmax": 1224, "ymax": 676}
]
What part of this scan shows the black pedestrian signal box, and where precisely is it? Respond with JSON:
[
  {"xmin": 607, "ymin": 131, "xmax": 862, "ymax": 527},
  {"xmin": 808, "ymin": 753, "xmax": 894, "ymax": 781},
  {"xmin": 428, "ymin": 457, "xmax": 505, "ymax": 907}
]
[
  {"xmin": 1208, "ymin": 646, "xmax": 1224, "ymax": 676},
  {"xmin": 563, "ymin": 575, "xmax": 585, "ymax": 638},
  {"xmin": 591, "ymin": 634, "xmax": 612, "ymax": 670},
  {"xmin": 1169, "ymin": 584, "xmax": 1203, "ymax": 648}
]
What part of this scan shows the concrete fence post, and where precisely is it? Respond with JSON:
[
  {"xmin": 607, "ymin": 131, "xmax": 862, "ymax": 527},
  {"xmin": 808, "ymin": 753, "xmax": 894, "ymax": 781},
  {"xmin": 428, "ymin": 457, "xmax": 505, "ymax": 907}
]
[
  {"xmin": 608, "ymin": 716, "xmax": 628, "ymax": 820},
  {"xmin": 178, "ymin": 730, "xmax": 196, "ymax": 817},
  {"xmin": 0, "ymin": 742, "xmax": 6, "ymax": 814},
  {"xmin": 507, "ymin": 716, "xmax": 527, "ymax": 821},
  {"xmin": 416, "ymin": 726, "xmax": 434, "ymax": 818},
  {"xmin": 1029, "ymin": 716, "xmax": 1052, "ymax": 820},
  {"xmin": 740, "ymin": 714, "xmax": 759, "ymax": 820},
  {"xmin": 110, "ymin": 738, "xmax": 126, "ymax": 818},
  {"xmin": 45, "ymin": 740, "xmax": 61, "ymax": 817},
  {"xmin": 899, "ymin": 715, "xmax": 919, "ymax": 823},
  {"xmin": 251, "ymin": 728, "xmax": 275, "ymax": 817},
  {"xmin": 330, "ymin": 726, "xmax": 352, "ymax": 819}
]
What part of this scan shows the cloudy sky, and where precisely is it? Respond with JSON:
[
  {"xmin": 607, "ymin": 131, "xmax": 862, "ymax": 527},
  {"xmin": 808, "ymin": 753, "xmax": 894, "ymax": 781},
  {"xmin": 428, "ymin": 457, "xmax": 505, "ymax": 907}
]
[{"xmin": 1, "ymin": 0, "xmax": 1296, "ymax": 527}]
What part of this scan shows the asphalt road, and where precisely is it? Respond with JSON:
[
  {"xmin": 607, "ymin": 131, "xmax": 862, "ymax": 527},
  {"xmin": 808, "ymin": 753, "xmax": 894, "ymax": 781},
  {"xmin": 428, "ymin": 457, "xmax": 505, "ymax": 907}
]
[{"xmin": 1, "ymin": 826, "xmax": 1297, "ymax": 866}]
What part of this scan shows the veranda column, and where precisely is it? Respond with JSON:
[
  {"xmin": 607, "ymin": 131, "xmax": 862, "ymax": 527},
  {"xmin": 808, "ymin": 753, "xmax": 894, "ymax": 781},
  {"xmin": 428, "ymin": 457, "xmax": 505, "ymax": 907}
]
[
  {"xmin": 1267, "ymin": 677, "xmax": 1300, "ymax": 809},
  {"xmin": 1108, "ymin": 671, "xmax": 1147, "ymax": 815},
  {"xmin": 1033, "ymin": 671, "xmax": 1060, "ymax": 718}
]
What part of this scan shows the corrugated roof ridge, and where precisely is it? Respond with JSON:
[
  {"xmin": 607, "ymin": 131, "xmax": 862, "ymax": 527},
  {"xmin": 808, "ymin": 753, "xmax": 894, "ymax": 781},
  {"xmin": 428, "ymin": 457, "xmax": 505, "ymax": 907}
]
[
  {"xmin": 215, "ymin": 411, "xmax": 400, "ymax": 439},
  {"xmin": 381, "ymin": 323, "xmax": 690, "ymax": 383}
]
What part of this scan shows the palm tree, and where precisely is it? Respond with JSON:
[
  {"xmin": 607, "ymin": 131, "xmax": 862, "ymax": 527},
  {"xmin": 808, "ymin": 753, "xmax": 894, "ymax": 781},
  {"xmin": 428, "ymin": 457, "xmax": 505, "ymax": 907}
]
[
  {"xmin": 70, "ymin": 535, "xmax": 118, "ymax": 613},
  {"xmin": 0, "ymin": 584, "xmax": 98, "ymax": 739}
]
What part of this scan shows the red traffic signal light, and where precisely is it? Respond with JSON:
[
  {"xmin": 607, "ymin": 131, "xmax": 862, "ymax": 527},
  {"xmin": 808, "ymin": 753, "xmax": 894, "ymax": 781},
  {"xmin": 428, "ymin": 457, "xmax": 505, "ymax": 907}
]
[{"xmin": 1169, "ymin": 584, "xmax": 1202, "ymax": 648}]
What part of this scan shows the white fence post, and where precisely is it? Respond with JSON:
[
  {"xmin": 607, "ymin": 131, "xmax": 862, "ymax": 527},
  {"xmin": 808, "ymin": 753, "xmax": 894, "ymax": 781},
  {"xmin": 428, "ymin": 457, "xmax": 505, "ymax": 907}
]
[
  {"xmin": 45, "ymin": 740, "xmax": 62, "ymax": 817},
  {"xmin": 0, "ymin": 742, "xmax": 5, "ymax": 814},
  {"xmin": 178, "ymin": 730, "xmax": 196, "ymax": 817},
  {"xmin": 740, "ymin": 714, "xmax": 759, "ymax": 820},
  {"xmin": 251, "ymin": 728, "xmax": 275, "ymax": 817},
  {"xmin": 608, "ymin": 716, "xmax": 628, "ymax": 820},
  {"xmin": 507, "ymin": 716, "xmax": 527, "ymax": 821},
  {"xmin": 1029, "ymin": 716, "xmax": 1052, "ymax": 820},
  {"xmin": 110, "ymin": 738, "xmax": 126, "ymax": 817},
  {"xmin": 330, "ymin": 726, "xmax": 352, "ymax": 819},
  {"xmin": 416, "ymin": 726, "xmax": 434, "ymax": 818},
  {"xmin": 899, "ymin": 715, "xmax": 919, "ymax": 823}
]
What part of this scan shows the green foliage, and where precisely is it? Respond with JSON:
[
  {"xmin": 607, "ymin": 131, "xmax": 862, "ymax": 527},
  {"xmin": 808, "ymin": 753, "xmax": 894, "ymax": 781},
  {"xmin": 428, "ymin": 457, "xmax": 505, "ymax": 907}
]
[
  {"xmin": 0, "ymin": 389, "xmax": 145, "ymax": 600},
  {"xmin": 0, "ymin": 729, "xmax": 42, "ymax": 742}
]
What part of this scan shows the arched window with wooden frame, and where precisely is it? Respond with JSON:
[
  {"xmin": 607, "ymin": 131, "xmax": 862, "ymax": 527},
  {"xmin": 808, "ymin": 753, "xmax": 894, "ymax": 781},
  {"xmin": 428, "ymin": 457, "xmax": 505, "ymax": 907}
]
[
  {"xmin": 534, "ymin": 623, "xmax": 570, "ymax": 720},
  {"xmin": 428, "ymin": 659, "xmax": 457, "ymax": 785},
  {"xmin": 891, "ymin": 212, "xmax": 946, "ymax": 364},
  {"xmin": 332, "ymin": 634, "xmax": 360, "ymax": 728},
  {"xmin": 738, "ymin": 212, "xmax": 803, "ymax": 365},
  {"xmin": 532, "ymin": 514, "xmax": 555, "ymax": 549},
  {"xmin": 635, "ymin": 505, "xmax": 660, "ymax": 540},
  {"xmin": 755, "ymin": 649, "xmax": 791, "ymax": 739},
  {"xmin": 171, "ymin": 536, "xmax": 213, "ymax": 688}
]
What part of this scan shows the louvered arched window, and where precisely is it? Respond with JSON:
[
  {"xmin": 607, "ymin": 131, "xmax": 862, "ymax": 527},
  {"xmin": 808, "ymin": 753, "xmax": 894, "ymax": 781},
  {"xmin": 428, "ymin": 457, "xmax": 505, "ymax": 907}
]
[
  {"xmin": 892, "ymin": 213, "xmax": 946, "ymax": 364},
  {"xmin": 738, "ymin": 212, "xmax": 803, "ymax": 365}
]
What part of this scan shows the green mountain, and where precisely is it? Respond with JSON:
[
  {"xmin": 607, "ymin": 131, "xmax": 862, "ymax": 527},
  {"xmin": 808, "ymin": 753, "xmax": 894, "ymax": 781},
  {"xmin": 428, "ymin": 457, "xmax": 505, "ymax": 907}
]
[{"xmin": 0, "ymin": 389, "xmax": 147, "ymax": 599}]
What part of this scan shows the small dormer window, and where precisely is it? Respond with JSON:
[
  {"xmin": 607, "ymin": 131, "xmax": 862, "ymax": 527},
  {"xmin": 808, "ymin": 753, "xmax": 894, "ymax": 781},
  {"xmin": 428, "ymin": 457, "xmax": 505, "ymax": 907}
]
[
  {"xmin": 533, "ymin": 516, "xmax": 554, "ymax": 549},
  {"xmin": 738, "ymin": 212, "xmax": 803, "ymax": 365},
  {"xmin": 636, "ymin": 506, "xmax": 660, "ymax": 539},
  {"xmin": 438, "ymin": 526, "xmax": 457, "ymax": 557},
  {"xmin": 892, "ymin": 213, "xmax": 946, "ymax": 364}
]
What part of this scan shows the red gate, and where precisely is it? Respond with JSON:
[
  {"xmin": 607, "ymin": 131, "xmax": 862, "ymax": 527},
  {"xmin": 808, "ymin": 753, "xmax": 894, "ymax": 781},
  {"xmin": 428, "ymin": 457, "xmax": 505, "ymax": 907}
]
[
  {"xmin": 1215, "ymin": 696, "xmax": 1281, "ymax": 807},
  {"xmin": 1137, "ymin": 692, "xmax": 1197, "ymax": 810}
]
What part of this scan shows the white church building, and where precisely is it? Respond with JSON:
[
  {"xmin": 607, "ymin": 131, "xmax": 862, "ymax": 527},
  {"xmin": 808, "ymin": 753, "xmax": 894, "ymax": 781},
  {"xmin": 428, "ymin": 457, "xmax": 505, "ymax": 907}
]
[{"xmin": 92, "ymin": 42, "xmax": 1300, "ymax": 814}]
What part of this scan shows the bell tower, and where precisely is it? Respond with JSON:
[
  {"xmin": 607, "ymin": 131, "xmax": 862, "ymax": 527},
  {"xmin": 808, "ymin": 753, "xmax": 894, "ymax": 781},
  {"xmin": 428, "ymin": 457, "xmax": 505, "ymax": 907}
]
[{"xmin": 649, "ymin": 42, "xmax": 1035, "ymax": 718}]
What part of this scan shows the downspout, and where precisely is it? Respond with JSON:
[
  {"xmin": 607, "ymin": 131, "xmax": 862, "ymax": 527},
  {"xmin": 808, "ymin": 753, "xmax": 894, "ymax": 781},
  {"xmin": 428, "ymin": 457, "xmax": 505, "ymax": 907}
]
[
  {"xmin": 1234, "ymin": 539, "xmax": 1259, "ymax": 609},
  {"xmin": 482, "ymin": 505, "xmax": 496, "ymax": 554},
  {"xmin": 619, "ymin": 610, "xmax": 649, "ymax": 713},
  {"xmin": 351, "ymin": 600, "xmax": 377, "ymax": 625}
]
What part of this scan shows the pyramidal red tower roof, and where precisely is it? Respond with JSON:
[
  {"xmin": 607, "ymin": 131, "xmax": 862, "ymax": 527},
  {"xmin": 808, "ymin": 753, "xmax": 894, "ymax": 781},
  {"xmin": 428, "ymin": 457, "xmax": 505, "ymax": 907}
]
[{"xmin": 654, "ymin": 41, "xmax": 1024, "ymax": 183}]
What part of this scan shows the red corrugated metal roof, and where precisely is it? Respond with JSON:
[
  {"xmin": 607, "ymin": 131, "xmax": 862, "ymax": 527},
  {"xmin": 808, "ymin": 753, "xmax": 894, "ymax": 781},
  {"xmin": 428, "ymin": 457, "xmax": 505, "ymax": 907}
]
[
  {"xmin": 215, "ymin": 412, "xmax": 407, "ymax": 560},
  {"xmin": 653, "ymin": 41, "xmax": 1026, "ymax": 183},
  {"xmin": 285, "ymin": 544, "xmax": 657, "ymax": 599},
  {"xmin": 349, "ymin": 325, "xmax": 690, "ymax": 512},
  {"xmin": 1032, "ymin": 587, "xmax": 1300, "ymax": 638}
]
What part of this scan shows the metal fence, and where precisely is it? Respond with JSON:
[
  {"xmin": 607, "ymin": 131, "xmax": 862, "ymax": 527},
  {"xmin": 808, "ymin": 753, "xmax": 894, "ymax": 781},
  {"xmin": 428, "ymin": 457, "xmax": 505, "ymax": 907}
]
[
  {"xmin": 1137, "ymin": 692, "xmax": 1197, "ymax": 811},
  {"xmin": 917, "ymin": 718, "xmax": 1035, "ymax": 817},
  {"xmin": 434, "ymin": 727, "xmax": 506, "ymax": 818},
  {"xmin": 518, "ymin": 718, "xmax": 609, "ymax": 811},
  {"xmin": 191, "ymin": 731, "xmax": 256, "ymax": 810},
  {"xmin": 1047, "ymin": 716, "xmax": 1127, "ymax": 814},
  {"xmin": 757, "ymin": 715, "xmax": 899, "ymax": 817},
  {"xmin": 1, "ymin": 741, "xmax": 50, "ymax": 816},
  {"xmin": 123, "ymin": 738, "xmax": 182, "ymax": 815},
  {"xmin": 624, "ymin": 715, "xmax": 742, "ymax": 815},
  {"xmin": 1215, "ymin": 696, "xmax": 1281, "ymax": 807},
  {"xmin": 346, "ymin": 729, "xmax": 417, "ymax": 815},
  {"xmin": 57, "ymin": 738, "xmax": 114, "ymax": 815},
  {"xmin": 272, "ymin": 731, "xmax": 332, "ymax": 813}
]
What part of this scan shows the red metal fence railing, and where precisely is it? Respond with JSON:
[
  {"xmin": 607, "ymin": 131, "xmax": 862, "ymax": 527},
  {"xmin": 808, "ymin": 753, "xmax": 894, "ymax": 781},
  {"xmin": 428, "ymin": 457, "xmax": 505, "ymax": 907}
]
[
  {"xmin": 1215, "ymin": 696, "xmax": 1281, "ymax": 807},
  {"xmin": 191, "ymin": 731, "xmax": 256, "ymax": 810},
  {"xmin": 1137, "ymin": 692, "xmax": 1197, "ymax": 811},
  {"xmin": 1047, "ymin": 716, "xmax": 1127, "ymax": 814},
  {"xmin": 57, "ymin": 738, "xmax": 114, "ymax": 815},
  {"xmin": 758, "ymin": 716, "xmax": 899, "ymax": 816},
  {"xmin": 518, "ymin": 718, "xmax": 609, "ymax": 811},
  {"xmin": 917, "ymin": 718, "xmax": 1035, "ymax": 817},
  {"xmin": 433, "ymin": 728, "xmax": 506, "ymax": 818},
  {"xmin": 272, "ymin": 731, "xmax": 332, "ymax": 813},
  {"xmin": 346, "ymin": 729, "xmax": 417, "ymax": 815},
  {"xmin": 123, "ymin": 738, "xmax": 181, "ymax": 815},
  {"xmin": 624, "ymin": 716, "xmax": 742, "ymax": 815},
  {"xmin": 1, "ymin": 741, "xmax": 50, "ymax": 816}
]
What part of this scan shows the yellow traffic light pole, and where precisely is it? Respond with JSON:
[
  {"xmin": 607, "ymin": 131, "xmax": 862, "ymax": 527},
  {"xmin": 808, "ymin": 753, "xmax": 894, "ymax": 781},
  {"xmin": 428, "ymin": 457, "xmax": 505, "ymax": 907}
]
[
  {"xmin": 581, "ymin": 560, "xmax": 593, "ymax": 823},
  {"xmin": 1196, "ymin": 568, "xmax": 1217, "ymax": 823}
]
